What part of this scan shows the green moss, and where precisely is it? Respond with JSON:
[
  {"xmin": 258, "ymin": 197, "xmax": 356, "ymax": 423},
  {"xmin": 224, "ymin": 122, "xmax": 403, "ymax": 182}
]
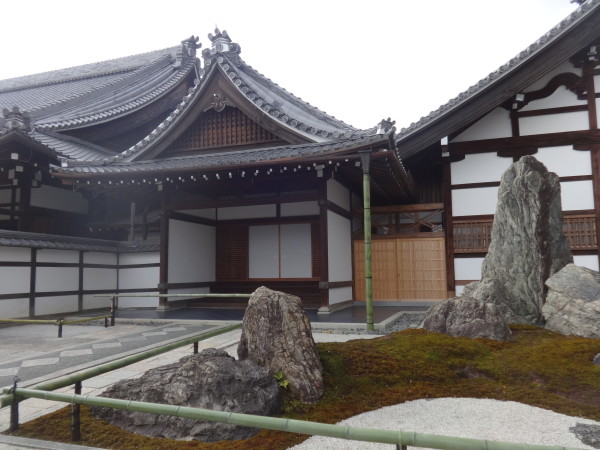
[{"xmin": 7, "ymin": 327, "xmax": 600, "ymax": 449}]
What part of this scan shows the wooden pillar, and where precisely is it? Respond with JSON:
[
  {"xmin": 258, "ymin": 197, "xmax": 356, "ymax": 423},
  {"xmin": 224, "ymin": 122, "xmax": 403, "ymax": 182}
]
[
  {"xmin": 591, "ymin": 150, "xmax": 600, "ymax": 269},
  {"xmin": 158, "ymin": 188, "xmax": 169, "ymax": 309},
  {"xmin": 28, "ymin": 248, "xmax": 36, "ymax": 317},
  {"xmin": 442, "ymin": 156, "xmax": 456, "ymax": 294},
  {"xmin": 17, "ymin": 173, "xmax": 31, "ymax": 232},
  {"xmin": 78, "ymin": 251, "xmax": 84, "ymax": 312},
  {"xmin": 318, "ymin": 179, "xmax": 329, "ymax": 310}
]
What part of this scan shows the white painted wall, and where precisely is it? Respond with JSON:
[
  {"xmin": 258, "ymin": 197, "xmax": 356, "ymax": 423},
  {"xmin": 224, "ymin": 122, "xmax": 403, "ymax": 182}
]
[
  {"xmin": 36, "ymin": 267, "xmax": 78, "ymax": 292},
  {"xmin": 327, "ymin": 178, "xmax": 350, "ymax": 211},
  {"xmin": 520, "ymin": 86, "xmax": 586, "ymax": 111},
  {"xmin": 454, "ymin": 257, "xmax": 484, "ymax": 281},
  {"xmin": 84, "ymin": 252, "xmax": 117, "ymax": 265},
  {"xmin": 451, "ymin": 187, "xmax": 499, "ymax": 216},
  {"xmin": 519, "ymin": 111, "xmax": 589, "ymax": 136},
  {"xmin": 535, "ymin": 146, "xmax": 591, "ymax": 177},
  {"xmin": 561, "ymin": 180, "xmax": 594, "ymax": 211},
  {"xmin": 118, "ymin": 252, "xmax": 160, "ymax": 307},
  {"xmin": 37, "ymin": 249, "xmax": 78, "ymax": 264},
  {"xmin": 0, "ymin": 298, "xmax": 29, "ymax": 318},
  {"xmin": 280, "ymin": 223, "xmax": 312, "ymax": 278},
  {"xmin": 83, "ymin": 268, "xmax": 117, "ymax": 291},
  {"xmin": 524, "ymin": 62, "xmax": 580, "ymax": 91},
  {"xmin": 327, "ymin": 211, "xmax": 352, "ymax": 282},
  {"xmin": 329, "ymin": 286, "xmax": 352, "ymax": 305},
  {"xmin": 30, "ymin": 185, "xmax": 88, "ymax": 214},
  {"xmin": 83, "ymin": 294, "xmax": 110, "ymax": 310},
  {"xmin": 218, "ymin": 204, "xmax": 276, "ymax": 220},
  {"xmin": 0, "ymin": 266, "xmax": 30, "ymax": 294},
  {"xmin": 0, "ymin": 246, "xmax": 30, "ymax": 262},
  {"xmin": 168, "ymin": 219, "xmax": 215, "ymax": 283},
  {"xmin": 280, "ymin": 201, "xmax": 319, "ymax": 217},
  {"xmin": 451, "ymin": 153, "xmax": 513, "ymax": 185},
  {"xmin": 452, "ymin": 107, "xmax": 512, "ymax": 142},
  {"xmin": 573, "ymin": 255, "xmax": 599, "ymax": 271},
  {"xmin": 35, "ymin": 295, "xmax": 78, "ymax": 316},
  {"xmin": 249, "ymin": 225, "xmax": 279, "ymax": 278}
]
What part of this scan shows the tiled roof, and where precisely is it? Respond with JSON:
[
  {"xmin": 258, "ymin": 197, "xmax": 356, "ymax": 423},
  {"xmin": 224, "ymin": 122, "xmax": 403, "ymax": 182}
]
[
  {"xmin": 0, "ymin": 230, "xmax": 160, "ymax": 253},
  {"xmin": 395, "ymin": 0, "xmax": 600, "ymax": 159},
  {"xmin": 52, "ymin": 132, "xmax": 392, "ymax": 176},
  {"xmin": 31, "ymin": 131, "xmax": 115, "ymax": 161}
]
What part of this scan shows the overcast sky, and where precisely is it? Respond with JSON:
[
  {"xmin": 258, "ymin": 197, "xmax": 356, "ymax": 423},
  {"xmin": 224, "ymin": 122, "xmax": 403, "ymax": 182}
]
[{"xmin": 1, "ymin": 0, "xmax": 579, "ymax": 130}]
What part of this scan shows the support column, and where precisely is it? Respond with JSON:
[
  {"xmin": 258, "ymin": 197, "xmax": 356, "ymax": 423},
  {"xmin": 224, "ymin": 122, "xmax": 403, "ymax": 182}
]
[
  {"xmin": 158, "ymin": 189, "xmax": 169, "ymax": 309},
  {"xmin": 359, "ymin": 150, "xmax": 373, "ymax": 331},
  {"xmin": 318, "ymin": 179, "xmax": 330, "ymax": 311}
]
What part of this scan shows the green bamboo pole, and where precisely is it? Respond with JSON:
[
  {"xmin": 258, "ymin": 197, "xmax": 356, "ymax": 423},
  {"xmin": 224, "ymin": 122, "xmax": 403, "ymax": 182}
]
[
  {"xmin": 3, "ymin": 387, "xmax": 584, "ymax": 450},
  {"xmin": 0, "ymin": 323, "xmax": 241, "ymax": 408},
  {"xmin": 359, "ymin": 150, "xmax": 374, "ymax": 331}
]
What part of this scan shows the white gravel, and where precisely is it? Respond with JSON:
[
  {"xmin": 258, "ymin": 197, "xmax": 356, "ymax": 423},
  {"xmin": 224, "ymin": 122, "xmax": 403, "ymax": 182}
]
[{"xmin": 289, "ymin": 397, "xmax": 599, "ymax": 449}]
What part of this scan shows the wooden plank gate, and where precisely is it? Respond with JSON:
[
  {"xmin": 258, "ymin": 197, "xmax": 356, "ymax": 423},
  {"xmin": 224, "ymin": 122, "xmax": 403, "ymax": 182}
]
[{"xmin": 353, "ymin": 236, "xmax": 448, "ymax": 301}]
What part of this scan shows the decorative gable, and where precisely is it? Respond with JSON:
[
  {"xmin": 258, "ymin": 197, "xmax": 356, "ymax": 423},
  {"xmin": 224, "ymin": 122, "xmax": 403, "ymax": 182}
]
[{"xmin": 166, "ymin": 105, "xmax": 284, "ymax": 156}]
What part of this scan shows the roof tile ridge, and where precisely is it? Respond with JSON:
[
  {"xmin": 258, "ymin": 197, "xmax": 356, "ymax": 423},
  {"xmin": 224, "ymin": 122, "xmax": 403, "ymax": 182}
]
[
  {"xmin": 31, "ymin": 54, "xmax": 178, "ymax": 120},
  {"xmin": 215, "ymin": 53, "xmax": 369, "ymax": 139},
  {"xmin": 31, "ymin": 130, "xmax": 116, "ymax": 161},
  {"xmin": 396, "ymin": 0, "xmax": 600, "ymax": 137},
  {"xmin": 0, "ymin": 46, "xmax": 180, "ymax": 94},
  {"xmin": 36, "ymin": 59, "xmax": 195, "ymax": 132}
]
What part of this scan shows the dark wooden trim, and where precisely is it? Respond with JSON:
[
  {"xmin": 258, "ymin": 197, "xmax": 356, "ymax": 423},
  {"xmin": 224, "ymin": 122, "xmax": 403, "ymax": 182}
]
[
  {"xmin": 0, "ymin": 261, "xmax": 31, "ymax": 267},
  {"xmin": 321, "ymin": 281, "xmax": 353, "ymax": 289},
  {"xmin": 514, "ymin": 104, "xmax": 588, "ymax": 118},
  {"xmin": 168, "ymin": 211, "xmax": 217, "ymax": 226},
  {"xmin": 78, "ymin": 251, "xmax": 83, "ymax": 312},
  {"xmin": 216, "ymin": 215, "xmax": 319, "ymax": 226},
  {"xmin": 584, "ymin": 64, "xmax": 598, "ymax": 130},
  {"xmin": 452, "ymin": 181, "xmax": 500, "ymax": 190},
  {"xmin": 159, "ymin": 189, "xmax": 169, "ymax": 304},
  {"xmin": 560, "ymin": 175, "xmax": 593, "ymax": 182},
  {"xmin": 449, "ymin": 130, "xmax": 600, "ymax": 155},
  {"xmin": 82, "ymin": 263, "xmax": 119, "ymax": 269},
  {"xmin": 29, "ymin": 248, "xmax": 36, "ymax": 316},
  {"xmin": 35, "ymin": 262, "xmax": 80, "ymax": 268},
  {"xmin": 326, "ymin": 200, "xmax": 352, "ymax": 220},
  {"xmin": 118, "ymin": 263, "xmax": 160, "ymax": 269},
  {"xmin": 452, "ymin": 214, "xmax": 494, "ymax": 221},
  {"xmin": 455, "ymin": 279, "xmax": 479, "ymax": 286},
  {"xmin": 453, "ymin": 252, "xmax": 488, "ymax": 258},
  {"xmin": 442, "ymin": 157, "xmax": 455, "ymax": 291},
  {"xmin": 592, "ymin": 150, "xmax": 600, "ymax": 268}
]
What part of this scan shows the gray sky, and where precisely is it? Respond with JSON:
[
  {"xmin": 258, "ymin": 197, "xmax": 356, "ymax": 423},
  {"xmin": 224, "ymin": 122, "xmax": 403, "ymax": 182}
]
[{"xmin": 1, "ymin": 0, "xmax": 578, "ymax": 130}]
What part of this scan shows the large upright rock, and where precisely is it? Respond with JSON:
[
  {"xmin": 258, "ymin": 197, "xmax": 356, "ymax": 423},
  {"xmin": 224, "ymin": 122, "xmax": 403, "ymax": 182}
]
[
  {"xmin": 543, "ymin": 264, "xmax": 600, "ymax": 338},
  {"xmin": 238, "ymin": 286, "xmax": 324, "ymax": 403},
  {"xmin": 92, "ymin": 348, "xmax": 282, "ymax": 442},
  {"xmin": 464, "ymin": 156, "xmax": 572, "ymax": 325}
]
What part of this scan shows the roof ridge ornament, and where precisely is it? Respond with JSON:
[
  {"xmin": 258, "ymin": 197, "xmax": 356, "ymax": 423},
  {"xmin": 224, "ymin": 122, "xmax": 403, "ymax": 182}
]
[
  {"xmin": 1, "ymin": 106, "xmax": 33, "ymax": 134},
  {"xmin": 376, "ymin": 118, "xmax": 396, "ymax": 135},
  {"xmin": 202, "ymin": 27, "xmax": 242, "ymax": 67},
  {"xmin": 174, "ymin": 36, "xmax": 201, "ymax": 68}
]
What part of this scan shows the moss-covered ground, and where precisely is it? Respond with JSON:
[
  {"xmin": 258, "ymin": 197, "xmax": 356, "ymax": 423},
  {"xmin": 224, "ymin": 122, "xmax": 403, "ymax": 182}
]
[{"xmin": 6, "ymin": 325, "xmax": 600, "ymax": 449}]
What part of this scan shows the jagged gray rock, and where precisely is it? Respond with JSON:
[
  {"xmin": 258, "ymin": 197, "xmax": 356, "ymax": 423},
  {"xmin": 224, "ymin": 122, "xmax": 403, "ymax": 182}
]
[
  {"xmin": 464, "ymin": 156, "xmax": 572, "ymax": 325},
  {"xmin": 92, "ymin": 348, "xmax": 282, "ymax": 442},
  {"xmin": 422, "ymin": 296, "xmax": 512, "ymax": 341},
  {"xmin": 542, "ymin": 264, "xmax": 600, "ymax": 338},
  {"xmin": 238, "ymin": 286, "xmax": 324, "ymax": 403}
]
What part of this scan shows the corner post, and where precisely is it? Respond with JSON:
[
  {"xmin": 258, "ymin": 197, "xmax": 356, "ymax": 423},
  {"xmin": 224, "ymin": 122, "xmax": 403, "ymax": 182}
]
[{"xmin": 359, "ymin": 150, "xmax": 374, "ymax": 331}]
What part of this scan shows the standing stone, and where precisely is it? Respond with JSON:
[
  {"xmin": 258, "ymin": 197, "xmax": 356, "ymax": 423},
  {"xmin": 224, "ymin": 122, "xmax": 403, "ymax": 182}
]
[
  {"xmin": 422, "ymin": 296, "xmax": 511, "ymax": 341},
  {"xmin": 238, "ymin": 286, "xmax": 324, "ymax": 403},
  {"xmin": 543, "ymin": 264, "xmax": 600, "ymax": 338},
  {"xmin": 464, "ymin": 156, "xmax": 572, "ymax": 325},
  {"xmin": 92, "ymin": 348, "xmax": 282, "ymax": 442}
]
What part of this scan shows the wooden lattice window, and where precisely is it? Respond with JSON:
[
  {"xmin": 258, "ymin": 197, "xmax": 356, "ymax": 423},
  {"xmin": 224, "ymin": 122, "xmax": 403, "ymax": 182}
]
[
  {"xmin": 453, "ymin": 214, "xmax": 598, "ymax": 253},
  {"xmin": 172, "ymin": 106, "xmax": 282, "ymax": 151}
]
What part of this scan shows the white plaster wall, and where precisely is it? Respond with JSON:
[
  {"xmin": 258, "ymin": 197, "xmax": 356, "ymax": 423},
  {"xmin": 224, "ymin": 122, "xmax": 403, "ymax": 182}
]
[
  {"xmin": 573, "ymin": 255, "xmax": 599, "ymax": 271},
  {"xmin": 519, "ymin": 111, "xmax": 589, "ymax": 136},
  {"xmin": 0, "ymin": 246, "xmax": 31, "ymax": 262},
  {"xmin": 36, "ymin": 267, "xmax": 78, "ymax": 292},
  {"xmin": 280, "ymin": 223, "xmax": 312, "ymax": 278},
  {"xmin": 30, "ymin": 185, "xmax": 87, "ymax": 214},
  {"xmin": 281, "ymin": 201, "xmax": 319, "ymax": 217},
  {"xmin": 0, "ymin": 188, "xmax": 11, "ymax": 203},
  {"xmin": 83, "ymin": 268, "xmax": 117, "ymax": 291},
  {"xmin": 0, "ymin": 298, "xmax": 29, "ymax": 318},
  {"xmin": 218, "ymin": 204, "xmax": 276, "ymax": 220},
  {"xmin": 168, "ymin": 219, "xmax": 215, "ymax": 283},
  {"xmin": 327, "ymin": 211, "xmax": 352, "ymax": 282},
  {"xmin": 454, "ymin": 257, "xmax": 484, "ymax": 281},
  {"xmin": 249, "ymin": 225, "xmax": 279, "ymax": 278},
  {"xmin": 561, "ymin": 180, "xmax": 594, "ymax": 211},
  {"xmin": 119, "ymin": 252, "xmax": 159, "ymax": 265},
  {"xmin": 118, "ymin": 267, "xmax": 159, "ymax": 290},
  {"xmin": 451, "ymin": 153, "xmax": 513, "ymax": 185},
  {"xmin": 451, "ymin": 187, "xmax": 499, "ymax": 216},
  {"xmin": 520, "ymin": 86, "xmax": 586, "ymax": 111},
  {"xmin": 452, "ymin": 108, "xmax": 512, "ymax": 142},
  {"xmin": 177, "ymin": 208, "xmax": 216, "ymax": 220},
  {"xmin": 524, "ymin": 62, "xmax": 580, "ymax": 91},
  {"xmin": 114, "ymin": 293, "xmax": 159, "ymax": 308},
  {"xmin": 535, "ymin": 146, "xmax": 591, "ymax": 177},
  {"xmin": 327, "ymin": 178, "xmax": 350, "ymax": 211},
  {"xmin": 83, "ymin": 295, "xmax": 110, "ymax": 310},
  {"xmin": 0, "ymin": 267, "xmax": 30, "ymax": 294},
  {"xmin": 84, "ymin": 252, "xmax": 117, "ymax": 265},
  {"xmin": 37, "ymin": 249, "xmax": 79, "ymax": 264},
  {"xmin": 35, "ymin": 295, "xmax": 78, "ymax": 316},
  {"xmin": 329, "ymin": 286, "xmax": 352, "ymax": 305}
]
